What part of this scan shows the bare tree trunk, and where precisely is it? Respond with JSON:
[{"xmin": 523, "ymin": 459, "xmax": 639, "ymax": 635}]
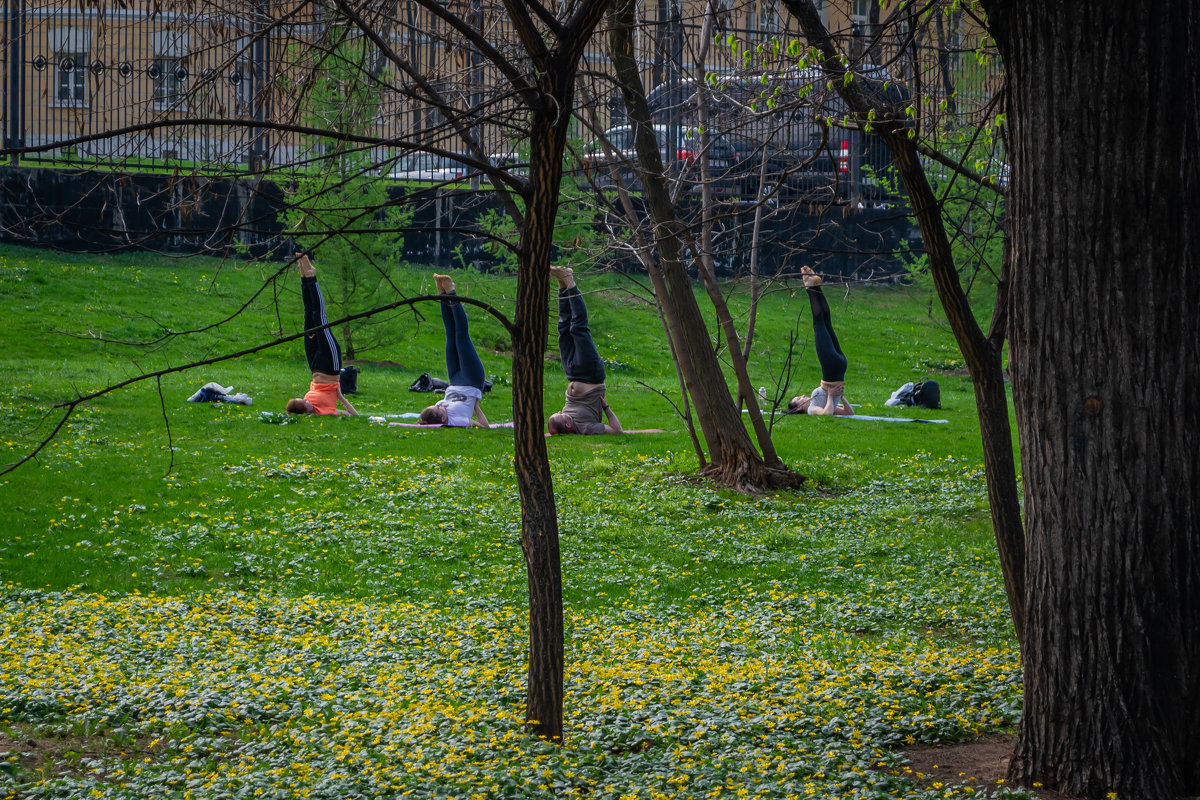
[
  {"xmin": 512, "ymin": 124, "xmax": 563, "ymax": 739},
  {"xmin": 883, "ymin": 133, "xmax": 1026, "ymax": 643},
  {"xmin": 500, "ymin": 0, "xmax": 612, "ymax": 742},
  {"xmin": 741, "ymin": 149, "xmax": 771, "ymax": 363},
  {"xmin": 779, "ymin": 0, "xmax": 1026, "ymax": 645},
  {"xmin": 609, "ymin": 0, "xmax": 800, "ymax": 492},
  {"xmin": 985, "ymin": 2, "xmax": 1200, "ymax": 797}
]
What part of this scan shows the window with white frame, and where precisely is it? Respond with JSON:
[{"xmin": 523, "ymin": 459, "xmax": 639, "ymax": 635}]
[
  {"xmin": 812, "ymin": 0, "xmax": 828, "ymax": 26},
  {"xmin": 230, "ymin": 37, "xmax": 254, "ymax": 115},
  {"xmin": 48, "ymin": 29, "xmax": 91, "ymax": 106},
  {"xmin": 851, "ymin": 0, "xmax": 871, "ymax": 24},
  {"xmin": 759, "ymin": 0, "xmax": 779, "ymax": 38},
  {"xmin": 151, "ymin": 31, "xmax": 190, "ymax": 109},
  {"xmin": 152, "ymin": 58, "xmax": 186, "ymax": 106}
]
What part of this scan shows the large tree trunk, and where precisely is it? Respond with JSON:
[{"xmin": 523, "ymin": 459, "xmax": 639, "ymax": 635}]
[
  {"xmin": 985, "ymin": 2, "xmax": 1200, "ymax": 797},
  {"xmin": 609, "ymin": 0, "xmax": 801, "ymax": 492},
  {"xmin": 779, "ymin": 0, "xmax": 1027, "ymax": 645}
]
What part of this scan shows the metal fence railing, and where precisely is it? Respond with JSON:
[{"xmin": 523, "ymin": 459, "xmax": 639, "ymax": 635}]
[{"xmin": 1, "ymin": 0, "xmax": 1003, "ymax": 184}]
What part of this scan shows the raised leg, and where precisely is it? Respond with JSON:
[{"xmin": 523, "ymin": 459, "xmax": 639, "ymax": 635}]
[
  {"xmin": 435, "ymin": 274, "xmax": 486, "ymax": 390},
  {"xmin": 803, "ymin": 266, "xmax": 846, "ymax": 382},
  {"xmin": 301, "ymin": 272, "xmax": 341, "ymax": 375}
]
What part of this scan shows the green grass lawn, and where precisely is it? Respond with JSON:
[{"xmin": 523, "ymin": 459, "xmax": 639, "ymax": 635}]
[{"xmin": 0, "ymin": 244, "xmax": 1028, "ymax": 799}]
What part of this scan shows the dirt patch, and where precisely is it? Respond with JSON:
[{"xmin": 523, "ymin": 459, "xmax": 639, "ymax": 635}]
[
  {"xmin": 901, "ymin": 734, "xmax": 1083, "ymax": 799},
  {"xmin": 0, "ymin": 724, "xmax": 163, "ymax": 781}
]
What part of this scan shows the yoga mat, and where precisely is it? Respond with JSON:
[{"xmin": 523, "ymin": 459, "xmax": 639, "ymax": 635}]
[
  {"xmin": 389, "ymin": 421, "xmax": 515, "ymax": 428},
  {"xmin": 744, "ymin": 409, "xmax": 947, "ymax": 424}
]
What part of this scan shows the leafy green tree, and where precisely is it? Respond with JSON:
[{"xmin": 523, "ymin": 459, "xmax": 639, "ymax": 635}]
[
  {"xmin": 473, "ymin": 165, "xmax": 608, "ymax": 274},
  {"xmin": 281, "ymin": 31, "xmax": 411, "ymax": 359}
]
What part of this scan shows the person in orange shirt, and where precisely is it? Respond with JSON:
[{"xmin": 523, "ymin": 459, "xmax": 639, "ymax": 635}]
[{"xmin": 285, "ymin": 254, "xmax": 359, "ymax": 417}]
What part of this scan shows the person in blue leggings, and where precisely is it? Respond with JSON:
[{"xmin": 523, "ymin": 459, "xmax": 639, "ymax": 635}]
[
  {"xmin": 547, "ymin": 266, "xmax": 623, "ymax": 435},
  {"xmin": 419, "ymin": 273, "xmax": 491, "ymax": 428},
  {"xmin": 788, "ymin": 265, "xmax": 854, "ymax": 416}
]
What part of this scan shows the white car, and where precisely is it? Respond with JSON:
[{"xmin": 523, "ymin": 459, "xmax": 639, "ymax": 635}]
[{"xmin": 390, "ymin": 152, "xmax": 473, "ymax": 182}]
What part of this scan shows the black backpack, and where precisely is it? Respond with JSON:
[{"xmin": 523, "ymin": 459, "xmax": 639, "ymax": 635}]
[
  {"xmin": 339, "ymin": 366, "xmax": 359, "ymax": 394},
  {"xmin": 408, "ymin": 372, "xmax": 493, "ymax": 394},
  {"xmin": 912, "ymin": 380, "xmax": 941, "ymax": 410}
]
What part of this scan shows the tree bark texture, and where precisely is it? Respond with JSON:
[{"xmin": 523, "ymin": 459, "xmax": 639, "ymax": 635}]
[
  {"xmin": 883, "ymin": 135, "xmax": 1027, "ymax": 645},
  {"xmin": 502, "ymin": 0, "xmax": 612, "ymax": 742},
  {"xmin": 986, "ymin": 2, "xmax": 1200, "ymax": 796},
  {"xmin": 513, "ymin": 113, "xmax": 565, "ymax": 740},
  {"xmin": 778, "ymin": 0, "xmax": 1027, "ymax": 643},
  {"xmin": 609, "ymin": 0, "xmax": 801, "ymax": 492}
]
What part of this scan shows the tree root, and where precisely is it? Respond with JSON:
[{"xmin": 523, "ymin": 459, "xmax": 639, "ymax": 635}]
[{"xmin": 700, "ymin": 460, "xmax": 806, "ymax": 494}]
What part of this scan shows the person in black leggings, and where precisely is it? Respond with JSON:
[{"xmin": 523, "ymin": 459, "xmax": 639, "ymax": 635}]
[
  {"xmin": 418, "ymin": 273, "xmax": 491, "ymax": 428},
  {"xmin": 285, "ymin": 254, "xmax": 358, "ymax": 416},
  {"xmin": 547, "ymin": 266, "xmax": 623, "ymax": 435},
  {"xmin": 788, "ymin": 265, "xmax": 854, "ymax": 416}
]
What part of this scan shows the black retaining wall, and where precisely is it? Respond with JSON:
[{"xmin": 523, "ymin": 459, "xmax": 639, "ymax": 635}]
[{"xmin": 0, "ymin": 167, "xmax": 920, "ymax": 279}]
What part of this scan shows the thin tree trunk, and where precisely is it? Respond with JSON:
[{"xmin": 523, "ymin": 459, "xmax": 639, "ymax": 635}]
[
  {"xmin": 501, "ymin": 0, "xmax": 612, "ymax": 742},
  {"xmin": 609, "ymin": 0, "xmax": 800, "ymax": 491},
  {"xmin": 779, "ymin": 0, "xmax": 1026, "ymax": 645},
  {"xmin": 686, "ymin": 0, "xmax": 778, "ymax": 465},
  {"xmin": 511, "ymin": 97, "xmax": 568, "ymax": 746},
  {"xmin": 741, "ymin": 149, "xmax": 771, "ymax": 363},
  {"xmin": 686, "ymin": 234, "xmax": 781, "ymax": 466},
  {"xmin": 883, "ymin": 133, "xmax": 1025, "ymax": 643},
  {"xmin": 986, "ymin": 2, "xmax": 1200, "ymax": 796}
]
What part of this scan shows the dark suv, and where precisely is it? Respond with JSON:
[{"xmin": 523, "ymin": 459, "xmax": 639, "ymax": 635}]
[
  {"xmin": 649, "ymin": 66, "xmax": 905, "ymax": 202},
  {"xmin": 578, "ymin": 124, "xmax": 693, "ymax": 189}
]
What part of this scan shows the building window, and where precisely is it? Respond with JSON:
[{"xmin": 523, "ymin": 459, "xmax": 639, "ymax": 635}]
[
  {"xmin": 231, "ymin": 61, "xmax": 253, "ymax": 114},
  {"xmin": 48, "ymin": 28, "xmax": 91, "ymax": 107},
  {"xmin": 152, "ymin": 57, "xmax": 187, "ymax": 107},
  {"xmin": 151, "ymin": 31, "xmax": 191, "ymax": 110},
  {"xmin": 758, "ymin": 0, "xmax": 779, "ymax": 38},
  {"xmin": 55, "ymin": 53, "xmax": 87, "ymax": 105}
]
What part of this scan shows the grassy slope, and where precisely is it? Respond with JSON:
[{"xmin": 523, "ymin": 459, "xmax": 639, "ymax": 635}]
[{"xmin": 0, "ymin": 244, "xmax": 1027, "ymax": 800}]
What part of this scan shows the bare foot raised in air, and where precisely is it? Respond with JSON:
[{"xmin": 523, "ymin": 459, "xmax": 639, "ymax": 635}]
[
  {"xmin": 801, "ymin": 265, "xmax": 822, "ymax": 289},
  {"xmin": 549, "ymin": 265, "xmax": 576, "ymax": 289},
  {"xmin": 296, "ymin": 252, "xmax": 316, "ymax": 278},
  {"xmin": 434, "ymin": 273, "xmax": 456, "ymax": 295}
]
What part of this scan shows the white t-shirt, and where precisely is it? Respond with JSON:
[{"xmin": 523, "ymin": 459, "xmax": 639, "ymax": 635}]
[
  {"xmin": 806, "ymin": 385, "xmax": 850, "ymax": 415},
  {"xmin": 806, "ymin": 385, "xmax": 828, "ymax": 414},
  {"xmin": 437, "ymin": 385, "xmax": 483, "ymax": 427}
]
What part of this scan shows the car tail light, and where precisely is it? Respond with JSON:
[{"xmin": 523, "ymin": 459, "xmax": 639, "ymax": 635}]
[{"xmin": 838, "ymin": 141, "xmax": 850, "ymax": 172}]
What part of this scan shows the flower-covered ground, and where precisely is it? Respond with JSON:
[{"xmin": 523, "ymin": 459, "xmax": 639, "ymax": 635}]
[
  {"xmin": 2, "ymin": 452, "xmax": 1027, "ymax": 799},
  {"xmin": 1, "ymin": 248, "xmax": 1030, "ymax": 798}
]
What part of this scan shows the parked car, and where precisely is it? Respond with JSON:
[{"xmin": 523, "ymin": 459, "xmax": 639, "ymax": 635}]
[
  {"xmin": 389, "ymin": 152, "xmax": 473, "ymax": 183},
  {"xmin": 578, "ymin": 124, "xmax": 694, "ymax": 189},
  {"xmin": 644, "ymin": 65, "xmax": 907, "ymax": 202}
]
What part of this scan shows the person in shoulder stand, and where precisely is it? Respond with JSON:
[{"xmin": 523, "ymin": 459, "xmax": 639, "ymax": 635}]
[
  {"xmin": 418, "ymin": 273, "xmax": 491, "ymax": 428},
  {"xmin": 285, "ymin": 253, "xmax": 359, "ymax": 417},
  {"xmin": 546, "ymin": 266, "xmax": 623, "ymax": 435},
  {"xmin": 788, "ymin": 265, "xmax": 855, "ymax": 416}
]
